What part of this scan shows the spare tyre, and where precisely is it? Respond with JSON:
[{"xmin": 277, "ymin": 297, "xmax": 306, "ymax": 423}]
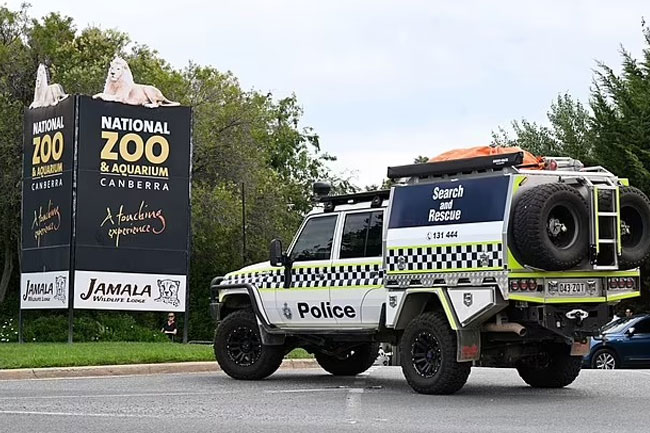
[
  {"xmin": 618, "ymin": 186, "xmax": 650, "ymax": 269},
  {"xmin": 512, "ymin": 183, "xmax": 589, "ymax": 270}
]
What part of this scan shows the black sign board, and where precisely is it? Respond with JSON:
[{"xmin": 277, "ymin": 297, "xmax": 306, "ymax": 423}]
[
  {"xmin": 72, "ymin": 96, "xmax": 191, "ymax": 311},
  {"xmin": 20, "ymin": 97, "xmax": 76, "ymax": 309}
]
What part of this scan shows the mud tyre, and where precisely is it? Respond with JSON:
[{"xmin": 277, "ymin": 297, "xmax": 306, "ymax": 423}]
[
  {"xmin": 618, "ymin": 186, "xmax": 650, "ymax": 269},
  {"xmin": 214, "ymin": 310, "xmax": 284, "ymax": 380},
  {"xmin": 315, "ymin": 343, "xmax": 379, "ymax": 376},
  {"xmin": 512, "ymin": 183, "xmax": 589, "ymax": 270},
  {"xmin": 517, "ymin": 345, "xmax": 582, "ymax": 388},
  {"xmin": 400, "ymin": 312, "xmax": 471, "ymax": 395}
]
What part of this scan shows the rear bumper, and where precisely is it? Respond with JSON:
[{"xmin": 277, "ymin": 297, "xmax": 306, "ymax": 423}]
[{"xmin": 509, "ymin": 302, "xmax": 610, "ymax": 340}]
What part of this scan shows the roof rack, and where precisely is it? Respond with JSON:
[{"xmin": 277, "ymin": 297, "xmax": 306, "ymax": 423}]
[
  {"xmin": 319, "ymin": 189, "xmax": 390, "ymax": 212},
  {"xmin": 387, "ymin": 151, "xmax": 524, "ymax": 180}
]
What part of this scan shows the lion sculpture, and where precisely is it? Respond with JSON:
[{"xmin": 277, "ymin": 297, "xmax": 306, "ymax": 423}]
[
  {"xmin": 29, "ymin": 64, "xmax": 68, "ymax": 109},
  {"xmin": 93, "ymin": 57, "xmax": 180, "ymax": 108}
]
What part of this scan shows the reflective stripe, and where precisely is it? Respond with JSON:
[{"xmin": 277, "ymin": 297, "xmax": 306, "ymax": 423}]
[
  {"xmin": 386, "ymin": 242, "xmax": 504, "ymax": 274},
  {"xmin": 607, "ymin": 292, "xmax": 641, "ymax": 301},
  {"xmin": 222, "ymin": 262, "xmax": 383, "ymax": 290},
  {"xmin": 509, "ymin": 294, "xmax": 607, "ymax": 303},
  {"xmin": 404, "ymin": 287, "xmax": 458, "ymax": 330},
  {"xmin": 509, "ymin": 270, "xmax": 640, "ymax": 278}
]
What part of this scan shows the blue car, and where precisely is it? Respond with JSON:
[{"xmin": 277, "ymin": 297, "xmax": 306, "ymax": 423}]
[{"xmin": 584, "ymin": 314, "xmax": 650, "ymax": 369}]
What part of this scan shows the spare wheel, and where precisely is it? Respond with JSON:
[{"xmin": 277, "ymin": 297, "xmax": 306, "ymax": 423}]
[
  {"xmin": 512, "ymin": 183, "xmax": 589, "ymax": 270},
  {"xmin": 618, "ymin": 186, "xmax": 650, "ymax": 269}
]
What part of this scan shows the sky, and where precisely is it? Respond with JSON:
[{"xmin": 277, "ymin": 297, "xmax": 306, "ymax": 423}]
[{"xmin": 9, "ymin": 0, "xmax": 649, "ymax": 186}]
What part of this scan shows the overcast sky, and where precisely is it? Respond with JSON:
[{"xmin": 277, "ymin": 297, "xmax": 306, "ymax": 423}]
[{"xmin": 10, "ymin": 1, "xmax": 649, "ymax": 186}]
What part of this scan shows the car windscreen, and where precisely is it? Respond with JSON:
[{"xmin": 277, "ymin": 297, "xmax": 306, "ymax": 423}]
[{"xmin": 602, "ymin": 318, "xmax": 635, "ymax": 335}]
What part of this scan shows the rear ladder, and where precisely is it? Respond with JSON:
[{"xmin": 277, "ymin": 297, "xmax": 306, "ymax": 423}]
[{"xmin": 587, "ymin": 178, "xmax": 621, "ymax": 269}]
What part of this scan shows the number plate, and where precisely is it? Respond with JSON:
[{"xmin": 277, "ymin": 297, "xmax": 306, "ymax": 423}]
[{"xmin": 558, "ymin": 282, "xmax": 586, "ymax": 295}]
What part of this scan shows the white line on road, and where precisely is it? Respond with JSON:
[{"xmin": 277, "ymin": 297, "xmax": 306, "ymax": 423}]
[
  {"xmin": 0, "ymin": 410, "xmax": 167, "ymax": 418},
  {"xmin": 265, "ymin": 387, "xmax": 350, "ymax": 394},
  {"xmin": 0, "ymin": 391, "xmax": 238, "ymax": 401}
]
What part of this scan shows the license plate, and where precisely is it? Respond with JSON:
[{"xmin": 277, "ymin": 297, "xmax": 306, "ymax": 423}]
[{"xmin": 558, "ymin": 282, "xmax": 586, "ymax": 295}]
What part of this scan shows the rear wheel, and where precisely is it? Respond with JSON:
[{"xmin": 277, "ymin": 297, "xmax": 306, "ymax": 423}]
[
  {"xmin": 400, "ymin": 312, "xmax": 471, "ymax": 394},
  {"xmin": 214, "ymin": 310, "xmax": 284, "ymax": 380},
  {"xmin": 315, "ymin": 343, "xmax": 379, "ymax": 376},
  {"xmin": 517, "ymin": 345, "xmax": 582, "ymax": 388},
  {"xmin": 591, "ymin": 349, "xmax": 618, "ymax": 370}
]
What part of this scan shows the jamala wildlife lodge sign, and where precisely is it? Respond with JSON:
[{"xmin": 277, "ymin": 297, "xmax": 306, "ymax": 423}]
[{"xmin": 21, "ymin": 61, "xmax": 191, "ymax": 313}]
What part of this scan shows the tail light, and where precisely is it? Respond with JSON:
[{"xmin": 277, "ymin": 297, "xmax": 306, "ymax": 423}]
[
  {"xmin": 607, "ymin": 277, "xmax": 637, "ymax": 290},
  {"xmin": 509, "ymin": 279, "xmax": 542, "ymax": 293}
]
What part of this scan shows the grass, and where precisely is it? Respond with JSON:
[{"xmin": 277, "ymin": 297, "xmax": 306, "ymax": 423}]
[{"xmin": 0, "ymin": 342, "xmax": 311, "ymax": 370}]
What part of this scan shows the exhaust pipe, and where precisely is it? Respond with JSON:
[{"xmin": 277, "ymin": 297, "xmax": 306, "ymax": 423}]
[{"xmin": 483, "ymin": 322, "xmax": 527, "ymax": 337}]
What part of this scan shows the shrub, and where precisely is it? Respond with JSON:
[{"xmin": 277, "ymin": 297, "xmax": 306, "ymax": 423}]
[{"xmin": 0, "ymin": 313, "xmax": 170, "ymax": 343}]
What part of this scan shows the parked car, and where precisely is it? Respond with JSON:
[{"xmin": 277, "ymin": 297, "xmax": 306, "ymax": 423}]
[{"xmin": 584, "ymin": 314, "xmax": 650, "ymax": 369}]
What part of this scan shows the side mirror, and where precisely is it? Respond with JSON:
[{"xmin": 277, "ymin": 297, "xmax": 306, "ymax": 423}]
[
  {"xmin": 269, "ymin": 239, "xmax": 285, "ymax": 267},
  {"xmin": 625, "ymin": 327, "xmax": 635, "ymax": 337}
]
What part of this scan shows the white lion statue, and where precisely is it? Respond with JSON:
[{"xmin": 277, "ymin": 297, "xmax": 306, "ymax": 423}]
[
  {"xmin": 29, "ymin": 64, "xmax": 68, "ymax": 109},
  {"xmin": 93, "ymin": 57, "xmax": 180, "ymax": 108}
]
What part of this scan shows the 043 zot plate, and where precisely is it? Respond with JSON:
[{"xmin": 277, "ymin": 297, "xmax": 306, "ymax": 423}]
[{"xmin": 558, "ymin": 282, "xmax": 586, "ymax": 295}]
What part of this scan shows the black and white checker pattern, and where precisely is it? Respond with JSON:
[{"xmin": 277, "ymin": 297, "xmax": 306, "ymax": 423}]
[
  {"xmin": 292, "ymin": 266, "xmax": 330, "ymax": 288},
  {"xmin": 330, "ymin": 263, "xmax": 383, "ymax": 287},
  {"xmin": 221, "ymin": 263, "xmax": 383, "ymax": 289},
  {"xmin": 386, "ymin": 243, "xmax": 503, "ymax": 273},
  {"xmin": 224, "ymin": 269, "xmax": 284, "ymax": 289}
]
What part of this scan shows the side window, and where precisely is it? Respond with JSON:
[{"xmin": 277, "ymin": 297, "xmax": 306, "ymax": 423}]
[
  {"xmin": 340, "ymin": 211, "xmax": 383, "ymax": 259},
  {"xmin": 633, "ymin": 318, "xmax": 650, "ymax": 334},
  {"xmin": 290, "ymin": 215, "xmax": 337, "ymax": 261}
]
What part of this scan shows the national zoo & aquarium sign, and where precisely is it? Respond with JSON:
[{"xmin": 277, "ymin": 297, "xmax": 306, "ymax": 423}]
[
  {"xmin": 21, "ymin": 96, "xmax": 75, "ymax": 309},
  {"xmin": 72, "ymin": 96, "xmax": 191, "ymax": 312},
  {"xmin": 21, "ymin": 60, "xmax": 191, "ymax": 313}
]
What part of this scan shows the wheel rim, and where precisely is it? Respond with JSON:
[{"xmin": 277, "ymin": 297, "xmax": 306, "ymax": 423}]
[
  {"xmin": 226, "ymin": 325, "xmax": 262, "ymax": 366},
  {"xmin": 594, "ymin": 352, "xmax": 616, "ymax": 369},
  {"xmin": 411, "ymin": 331, "xmax": 442, "ymax": 378},
  {"xmin": 547, "ymin": 204, "xmax": 579, "ymax": 249},
  {"xmin": 621, "ymin": 206, "xmax": 643, "ymax": 248}
]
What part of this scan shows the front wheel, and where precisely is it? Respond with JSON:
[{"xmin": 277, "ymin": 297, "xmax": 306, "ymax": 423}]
[
  {"xmin": 315, "ymin": 343, "xmax": 379, "ymax": 376},
  {"xmin": 214, "ymin": 310, "xmax": 284, "ymax": 380},
  {"xmin": 399, "ymin": 312, "xmax": 471, "ymax": 394},
  {"xmin": 591, "ymin": 349, "xmax": 618, "ymax": 370},
  {"xmin": 517, "ymin": 345, "xmax": 582, "ymax": 388}
]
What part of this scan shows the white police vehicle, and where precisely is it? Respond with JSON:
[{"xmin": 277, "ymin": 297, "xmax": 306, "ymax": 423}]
[{"xmin": 210, "ymin": 151, "xmax": 650, "ymax": 394}]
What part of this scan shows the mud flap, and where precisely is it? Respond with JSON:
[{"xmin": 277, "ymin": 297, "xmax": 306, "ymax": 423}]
[
  {"xmin": 457, "ymin": 329, "xmax": 481, "ymax": 362},
  {"xmin": 570, "ymin": 338, "xmax": 591, "ymax": 356}
]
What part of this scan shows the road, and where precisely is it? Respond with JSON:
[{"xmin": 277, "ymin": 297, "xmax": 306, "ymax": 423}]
[{"xmin": 0, "ymin": 367, "xmax": 649, "ymax": 433}]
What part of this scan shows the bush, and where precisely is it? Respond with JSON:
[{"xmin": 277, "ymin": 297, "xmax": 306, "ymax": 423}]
[
  {"xmin": 0, "ymin": 317, "xmax": 18, "ymax": 342},
  {"xmin": 0, "ymin": 313, "xmax": 170, "ymax": 343}
]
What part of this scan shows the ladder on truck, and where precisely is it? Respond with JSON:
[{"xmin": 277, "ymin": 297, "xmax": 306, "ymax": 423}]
[{"xmin": 585, "ymin": 176, "xmax": 621, "ymax": 270}]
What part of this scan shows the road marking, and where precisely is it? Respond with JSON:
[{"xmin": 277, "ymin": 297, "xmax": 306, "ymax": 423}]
[
  {"xmin": 265, "ymin": 387, "xmax": 349, "ymax": 394},
  {"xmin": 344, "ymin": 366, "xmax": 378, "ymax": 424},
  {"xmin": 0, "ymin": 391, "xmax": 238, "ymax": 401},
  {"xmin": 0, "ymin": 410, "xmax": 166, "ymax": 418}
]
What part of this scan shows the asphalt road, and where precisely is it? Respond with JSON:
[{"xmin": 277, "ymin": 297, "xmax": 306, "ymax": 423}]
[{"xmin": 0, "ymin": 367, "xmax": 649, "ymax": 433}]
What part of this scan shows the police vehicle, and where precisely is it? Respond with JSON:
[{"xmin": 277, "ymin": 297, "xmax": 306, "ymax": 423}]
[{"xmin": 210, "ymin": 151, "xmax": 650, "ymax": 394}]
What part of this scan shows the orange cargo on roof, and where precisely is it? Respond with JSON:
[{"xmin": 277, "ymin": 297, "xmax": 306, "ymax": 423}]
[{"xmin": 428, "ymin": 145, "xmax": 545, "ymax": 170}]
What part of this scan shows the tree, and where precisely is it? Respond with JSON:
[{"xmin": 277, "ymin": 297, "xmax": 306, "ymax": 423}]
[
  {"xmin": 0, "ymin": 5, "xmax": 341, "ymax": 338},
  {"xmin": 492, "ymin": 93, "xmax": 594, "ymax": 165}
]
